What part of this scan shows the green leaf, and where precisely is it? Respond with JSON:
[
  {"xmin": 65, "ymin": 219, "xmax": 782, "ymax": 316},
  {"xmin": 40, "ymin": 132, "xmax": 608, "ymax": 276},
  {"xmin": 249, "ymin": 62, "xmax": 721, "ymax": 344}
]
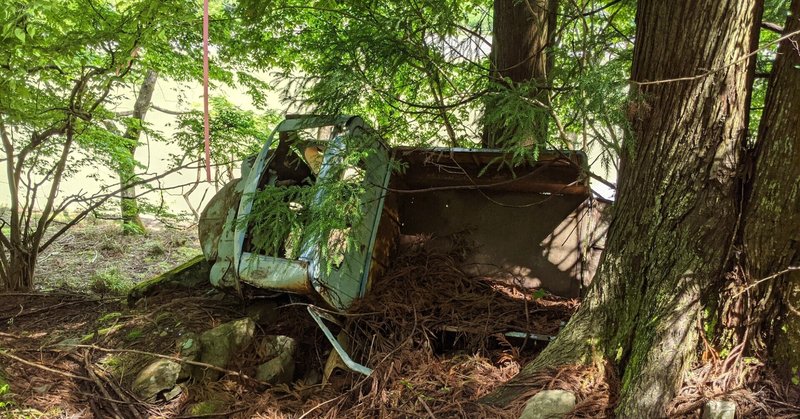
[{"xmin": 14, "ymin": 27, "xmax": 25, "ymax": 42}]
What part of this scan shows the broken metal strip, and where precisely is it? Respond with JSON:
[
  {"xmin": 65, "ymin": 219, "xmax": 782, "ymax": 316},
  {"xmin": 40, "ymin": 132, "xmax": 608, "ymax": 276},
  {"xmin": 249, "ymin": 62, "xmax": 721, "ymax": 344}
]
[
  {"xmin": 503, "ymin": 331, "xmax": 556, "ymax": 342},
  {"xmin": 276, "ymin": 115, "xmax": 353, "ymax": 132},
  {"xmin": 307, "ymin": 306, "xmax": 373, "ymax": 377},
  {"xmin": 439, "ymin": 326, "xmax": 557, "ymax": 343},
  {"xmin": 233, "ymin": 127, "xmax": 278, "ymax": 274}
]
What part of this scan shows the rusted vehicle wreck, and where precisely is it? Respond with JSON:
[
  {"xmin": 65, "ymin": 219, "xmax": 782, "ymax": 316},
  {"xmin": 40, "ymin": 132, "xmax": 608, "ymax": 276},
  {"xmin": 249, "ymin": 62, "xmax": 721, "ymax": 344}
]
[{"xmin": 194, "ymin": 115, "xmax": 606, "ymax": 376}]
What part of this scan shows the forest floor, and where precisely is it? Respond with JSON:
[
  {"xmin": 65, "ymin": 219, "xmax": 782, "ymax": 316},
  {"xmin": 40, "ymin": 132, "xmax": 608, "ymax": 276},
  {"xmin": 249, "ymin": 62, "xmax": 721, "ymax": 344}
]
[
  {"xmin": 32, "ymin": 218, "xmax": 203, "ymax": 293},
  {"xmin": 0, "ymin": 219, "xmax": 798, "ymax": 418}
]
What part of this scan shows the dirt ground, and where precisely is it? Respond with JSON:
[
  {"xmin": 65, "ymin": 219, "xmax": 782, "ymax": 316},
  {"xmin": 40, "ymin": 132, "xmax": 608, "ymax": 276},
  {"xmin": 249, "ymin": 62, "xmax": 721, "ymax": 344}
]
[{"xmin": 1, "ymin": 220, "xmax": 798, "ymax": 418}]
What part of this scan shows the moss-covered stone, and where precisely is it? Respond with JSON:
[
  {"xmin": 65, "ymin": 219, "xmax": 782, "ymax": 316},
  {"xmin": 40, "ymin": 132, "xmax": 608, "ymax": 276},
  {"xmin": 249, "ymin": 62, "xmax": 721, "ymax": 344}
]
[
  {"xmin": 176, "ymin": 333, "xmax": 201, "ymax": 380},
  {"xmin": 519, "ymin": 390, "xmax": 576, "ymax": 419},
  {"xmin": 255, "ymin": 336, "xmax": 297, "ymax": 384},
  {"xmin": 132, "ymin": 359, "xmax": 181, "ymax": 402},
  {"xmin": 197, "ymin": 318, "xmax": 255, "ymax": 380},
  {"xmin": 127, "ymin": 255, "xmax": 210, "ymax": 307}
]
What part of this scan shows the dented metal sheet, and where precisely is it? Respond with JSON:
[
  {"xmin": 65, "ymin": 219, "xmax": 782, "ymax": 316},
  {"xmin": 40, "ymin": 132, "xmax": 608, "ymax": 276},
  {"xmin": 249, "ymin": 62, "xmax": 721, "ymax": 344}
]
[
  {"xmin": 238, "ymin": 252, "xmax": 311, "ymax": 293},
  {"xmin": 392, "ymin": 147, "xmax": 589, "ymax": 195}
]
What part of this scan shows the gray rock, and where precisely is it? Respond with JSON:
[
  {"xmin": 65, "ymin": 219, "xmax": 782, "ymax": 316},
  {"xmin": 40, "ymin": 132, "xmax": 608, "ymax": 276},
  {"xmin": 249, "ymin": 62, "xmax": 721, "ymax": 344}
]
[
  {"xmin": 262, "ymin": 335, "xmax": 297, "ymax": 358},
  {"xmin": 256, "ymin": 354, "xmax": 295, "ymax": 384},
  {"xmin": 176, "ymin": 333, "xmax": 201, "ymax": 380},
  {"xmin": 132, "ymin": 359, "xmax": 181, "ymax": 401},
  {"xmin": 198, "ymin": 318, "xmax": 255, "ymax": 380},
  {"xmin": 702, "ymin": 400, "xmax": 736, "ymax": 419},
  {"xmin": 519, "ymin": 389, "xmax": 576, "ymax": 419},
  {"xmin": 255, "ymin": 335, "xmax": 297, "ymax": 384}
]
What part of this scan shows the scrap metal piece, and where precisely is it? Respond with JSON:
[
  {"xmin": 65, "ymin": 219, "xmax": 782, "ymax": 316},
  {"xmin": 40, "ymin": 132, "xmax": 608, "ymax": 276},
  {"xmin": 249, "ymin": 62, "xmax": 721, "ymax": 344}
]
[
  {"xmin": 307, "ymin": 305, "xmax": 372, "ymax": 377},
  {"xmin": 238, "ymin": 253, "xmax": 311, "ymax": 294},
  {"xmin": 207, "ymin": 115, "xmax": 392, "ymax": 310},
  {"xmin": 504, "ymin": 331, "xmax": 556, "ymax": 342}
]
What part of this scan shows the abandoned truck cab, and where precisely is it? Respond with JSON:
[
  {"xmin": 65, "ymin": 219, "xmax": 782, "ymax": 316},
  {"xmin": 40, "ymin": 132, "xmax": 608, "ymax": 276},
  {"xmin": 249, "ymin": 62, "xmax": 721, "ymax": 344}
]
[
  {"xmin": 198, "ymin": 115, "xmax": 606, "ymax": 374},
  {"xmin": 200, "ymin": 115, "xmax": 393, "ymax": 311},
  {"xmin": 200, "ymin": 115, "xmax": 606, "ymax": 310}
]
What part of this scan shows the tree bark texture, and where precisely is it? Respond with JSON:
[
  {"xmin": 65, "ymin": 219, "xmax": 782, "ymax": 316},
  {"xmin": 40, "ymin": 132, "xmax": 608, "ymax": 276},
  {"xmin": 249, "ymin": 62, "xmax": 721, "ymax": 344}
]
[
  {"xmin": 743, "ymin": 0, "xmax": 800, "ymax": 378},
  {"xmin": 483, "ymin": 0, "xmax": 556, "ymax": 147},
  {"xmin": 119, "ymin": 70, "xmax": 158, "ymax": 234},
  {"xmin": 484, "ymin": 1, "xmax": 761, "ymax": 416}
]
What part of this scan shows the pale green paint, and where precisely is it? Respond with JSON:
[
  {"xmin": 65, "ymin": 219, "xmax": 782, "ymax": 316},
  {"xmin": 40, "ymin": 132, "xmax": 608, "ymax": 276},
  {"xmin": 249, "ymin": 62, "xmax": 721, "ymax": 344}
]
[{"xmin": 207, "ymin": 116, "xmax": 392, "ymax": 311}]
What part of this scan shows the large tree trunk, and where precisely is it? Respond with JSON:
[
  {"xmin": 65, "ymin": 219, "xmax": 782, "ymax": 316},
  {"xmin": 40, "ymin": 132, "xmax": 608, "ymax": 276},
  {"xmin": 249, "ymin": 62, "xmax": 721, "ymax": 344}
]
[
  {"xmin": 119, "ymin": 70, "xmax": 158, "ymax": 234},
  {"xmin": 743, "ymin": 0, "xmax": 800, "ymax": 376},
  {"xmin": 484, "ymin": 0, "xmax": 761, "ymax": 416},
  {"xmin": 483, "ymin": 0, "xmax": 556, "ymax": 148}
]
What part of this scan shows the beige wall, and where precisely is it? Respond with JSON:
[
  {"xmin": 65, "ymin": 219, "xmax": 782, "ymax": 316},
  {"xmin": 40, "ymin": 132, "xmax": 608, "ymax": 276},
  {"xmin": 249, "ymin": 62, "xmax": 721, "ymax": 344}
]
[{"xmin": 0, "ymin": 75, "xmax": 285, "ymax": 222}]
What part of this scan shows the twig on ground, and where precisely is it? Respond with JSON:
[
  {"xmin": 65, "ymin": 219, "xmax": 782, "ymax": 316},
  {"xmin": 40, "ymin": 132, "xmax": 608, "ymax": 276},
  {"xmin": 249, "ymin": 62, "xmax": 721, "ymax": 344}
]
[
  {"xmin": 418, "ymin": 395, "xmax": 437, "ymax": 419},
  {"xmin": 0, "ymin": 299, "xmax": 108, "ymax": 322},
  {"xmin": 175, "ymin": 407, "xmax": 248, "ymax": 418},
  {"xmin": 0, "ymin": 350, "xmax": 92, "ymax": 382},
  {"xmin": 83, "ymin": 349, "xmax": 127, "ymax": 419}
]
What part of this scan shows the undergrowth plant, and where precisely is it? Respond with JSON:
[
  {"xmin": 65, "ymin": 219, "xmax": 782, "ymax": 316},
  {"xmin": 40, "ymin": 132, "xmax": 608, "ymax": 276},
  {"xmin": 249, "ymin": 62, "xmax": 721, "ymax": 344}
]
[{"xmin": 244, "ymin": 131, "xmax": 374, "ymax": 273}]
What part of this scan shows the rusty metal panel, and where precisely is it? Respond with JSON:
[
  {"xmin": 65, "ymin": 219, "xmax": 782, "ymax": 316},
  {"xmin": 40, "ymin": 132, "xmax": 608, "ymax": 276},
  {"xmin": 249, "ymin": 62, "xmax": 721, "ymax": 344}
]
[
  {"xmin": 577, "ymin": 199, "xmax": 610, "ymax": 290},
  {"xmin": 390, "ymin": 148, "xmax": 596, "ymax": 298},
  {"xmin": 203, "ymin": 115, "xmax": 605, "ymax": 304},
  {"xmin": 393, "ymin": 147, "xmax": 589, "ymax": 196}
]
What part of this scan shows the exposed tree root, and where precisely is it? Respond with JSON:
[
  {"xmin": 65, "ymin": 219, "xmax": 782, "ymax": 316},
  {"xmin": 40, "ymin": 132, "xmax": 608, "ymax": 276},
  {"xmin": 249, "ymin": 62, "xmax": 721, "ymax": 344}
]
[{"xmin": 669, "ymin": 338, "xmax": 800, "ymax": 418}]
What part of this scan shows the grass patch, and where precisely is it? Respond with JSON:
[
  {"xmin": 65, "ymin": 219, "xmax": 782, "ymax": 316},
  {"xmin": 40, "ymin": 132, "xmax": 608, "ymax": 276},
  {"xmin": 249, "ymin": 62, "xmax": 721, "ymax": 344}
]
[
  {"xmin": 35, "ymin": 218, "xmax": 201, "ymax": 292},
  {"xmin": 144, "ymin": 241, "xmax": 166, "ymax": 257},
  {"xmin": 98, "ymin": 312, "xmax": 123, "ymax": 324},
  {"xmin": 0, "ymin": 370, "xmax": 12, "ymax": 409},
  {"xmin": 89, "ymin": 268, "xmax": 134, "ymax": 295},
  {"xmin": 124, "ymin": 328, "xmax": 144, "ymax": 341}
]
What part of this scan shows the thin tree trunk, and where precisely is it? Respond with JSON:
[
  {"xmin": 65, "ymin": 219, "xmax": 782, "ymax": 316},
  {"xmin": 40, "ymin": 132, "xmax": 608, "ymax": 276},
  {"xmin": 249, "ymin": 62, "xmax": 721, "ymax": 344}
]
[
  {"xmin": 742, "ymin": 0, "xmax": 800, "ymax": 375},
  {"xmin": 483, "ymin": 0, "xmax": 556, "ymax": 148},
  {"xmin": 483, "ymin": 0, "xmax": 761, "ymax": 416},
  {"xmin": 119, "ymin": 70, "xmax": 158, "ymax": 234},
  {"xmin": 2, "ymin": 121, "xmax": 75, "ymax": 290},
  {"xmin": 6, "ymin": 247, "xmax": 35, "ymax": 290}
]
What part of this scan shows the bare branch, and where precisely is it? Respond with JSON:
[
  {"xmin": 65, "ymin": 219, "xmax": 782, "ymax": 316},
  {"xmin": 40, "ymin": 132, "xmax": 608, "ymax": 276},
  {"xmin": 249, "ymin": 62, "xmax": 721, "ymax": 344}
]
[
  {"xmin": 762, "ymin": 21, "xmax": 785, "ymax": 33},
  {"xmin": 631, "ymin": 28, "xmax": 800, "ymax": 86},
  {"xmin": 150, "ymin": 104, "xmax": 190, "ymax": 116},
  {"xmin": 31, "ymin": 120, "xmax": 75, "ymax": 253},
  {"xmin": 39, "ymin": 161, "xmax": 225, "ymax": 251}
]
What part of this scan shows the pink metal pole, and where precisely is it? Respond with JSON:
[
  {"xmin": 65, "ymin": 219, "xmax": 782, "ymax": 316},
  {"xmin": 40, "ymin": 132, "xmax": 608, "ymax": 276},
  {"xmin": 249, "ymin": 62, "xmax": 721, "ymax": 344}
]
[{"xmin": 202, "ymin": 0, "xmax": 212, "ymax": 182}]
